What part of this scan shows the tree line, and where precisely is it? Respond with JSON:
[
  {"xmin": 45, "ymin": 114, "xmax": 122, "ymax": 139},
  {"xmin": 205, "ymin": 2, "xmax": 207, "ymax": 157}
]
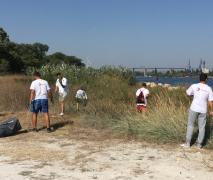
[{"xmin": 0, "ymin": 27, "xmax": 85, "ymax": 73}]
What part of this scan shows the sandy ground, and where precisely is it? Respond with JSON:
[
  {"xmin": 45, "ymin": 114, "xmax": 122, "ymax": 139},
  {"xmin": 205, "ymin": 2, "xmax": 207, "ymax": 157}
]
[{"xmin": 0, "ymin": 113, "xmax": 213, "ymax": 180}]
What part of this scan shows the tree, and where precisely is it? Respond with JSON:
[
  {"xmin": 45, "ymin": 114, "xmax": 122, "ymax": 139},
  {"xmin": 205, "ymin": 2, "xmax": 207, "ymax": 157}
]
[
  {"xmin": 0, "ymin": 28, "xmax": 11, "ymax": 72},
  {"xmin": 0, "ymin": 28, "xmax": 9, "ymax": 44},
  {"xmin": 0, "ymin": 58, "xmax": 10, "ymax": 73},
  {"xmin": 14, "ymin": 43, "xmax": 49, "ymax": 69},
  {"xmin": 0, "ymin": 27, "xmax": 85, "ymax": 73},
  {"xmin": 46, "ymin": 52, "xmax": 85, "ymax": 67}
]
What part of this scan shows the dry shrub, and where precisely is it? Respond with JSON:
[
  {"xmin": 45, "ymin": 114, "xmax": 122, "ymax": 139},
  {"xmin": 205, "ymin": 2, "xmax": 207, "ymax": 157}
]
[{"xmin": 0, "ymin": 75, "xmax": 29, "ymax": 111}]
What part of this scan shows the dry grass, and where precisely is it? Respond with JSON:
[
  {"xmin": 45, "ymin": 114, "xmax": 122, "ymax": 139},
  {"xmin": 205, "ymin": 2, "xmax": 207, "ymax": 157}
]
[
  {"xmin": 0, "ymin": 74, "xmax": 212, "ymax": 148},
  {"xmin": 0, "ymin": 75, "xmax": 30, "ymax": 111}
]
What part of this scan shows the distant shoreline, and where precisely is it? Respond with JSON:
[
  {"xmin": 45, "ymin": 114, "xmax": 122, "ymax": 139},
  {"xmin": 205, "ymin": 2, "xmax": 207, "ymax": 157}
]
[
  {"xmin": 136, "ymin": 75, "xmax": 213, "ymax": 78},
  {"xmin": 136, "ymin": 75, "xmax": 213, "ymax": 87}
]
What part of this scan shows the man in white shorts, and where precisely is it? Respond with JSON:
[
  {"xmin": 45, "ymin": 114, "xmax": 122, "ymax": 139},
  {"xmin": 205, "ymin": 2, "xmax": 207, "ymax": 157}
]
[
  {"xmin": 55, "ymin": 73, "xmax": 68, "ymax": 116},
  {"xmin": 181, "ymin": 73, "xmax": 213, "ymax": 148}
]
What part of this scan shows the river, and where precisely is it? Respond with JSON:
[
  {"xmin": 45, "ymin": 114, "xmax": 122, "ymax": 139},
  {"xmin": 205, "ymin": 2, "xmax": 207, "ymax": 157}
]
[{"xmin": 136, "ymin": 76, "xmax": 213, "ymax": 87}]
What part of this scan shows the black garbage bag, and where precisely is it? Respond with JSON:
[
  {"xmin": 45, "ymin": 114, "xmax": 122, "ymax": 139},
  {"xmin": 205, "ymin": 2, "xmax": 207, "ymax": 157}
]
[{"xmin": 0, "ymin": 117, "xmax": 22, "ymax": 137}]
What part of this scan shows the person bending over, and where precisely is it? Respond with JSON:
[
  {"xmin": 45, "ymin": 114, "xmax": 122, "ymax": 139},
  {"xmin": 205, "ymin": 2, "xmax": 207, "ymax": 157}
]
[{"xmin": 75, "ymin": 87, "xmax": 88, "ymax": 111}]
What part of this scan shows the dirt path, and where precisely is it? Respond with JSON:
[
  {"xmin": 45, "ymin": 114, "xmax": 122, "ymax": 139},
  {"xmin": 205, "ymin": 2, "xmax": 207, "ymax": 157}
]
[{"xmin": 0, "ymin": 125, "xmax": 212, "ymax": 180}]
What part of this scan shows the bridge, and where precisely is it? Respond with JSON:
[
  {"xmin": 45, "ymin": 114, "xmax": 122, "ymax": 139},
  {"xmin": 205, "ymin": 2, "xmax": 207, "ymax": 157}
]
[{"xmin": 131, "ymin": 67, "xmax": 186, "ymax": 76}]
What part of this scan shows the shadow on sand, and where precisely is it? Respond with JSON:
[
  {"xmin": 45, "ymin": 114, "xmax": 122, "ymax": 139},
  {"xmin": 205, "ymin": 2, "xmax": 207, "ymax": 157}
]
[
  {"xmin": 203, "ymin": 117, "xmax": 213, "ymax": 146},
  {"xmin": 16, "ymin": 118, "xmax": 74, "ymax": 135}
]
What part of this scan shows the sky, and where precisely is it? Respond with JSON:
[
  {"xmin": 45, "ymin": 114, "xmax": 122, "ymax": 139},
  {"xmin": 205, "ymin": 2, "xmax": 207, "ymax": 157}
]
[{"xmin": 0, "ymin": 0, "xmax": 213, "ymax": 68}]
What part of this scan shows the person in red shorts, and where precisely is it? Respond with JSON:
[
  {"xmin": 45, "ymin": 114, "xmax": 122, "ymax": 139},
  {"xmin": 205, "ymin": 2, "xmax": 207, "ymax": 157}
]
[{"xmin": 136, "ymin": 83, "xmax": 150, "ymax": 112}]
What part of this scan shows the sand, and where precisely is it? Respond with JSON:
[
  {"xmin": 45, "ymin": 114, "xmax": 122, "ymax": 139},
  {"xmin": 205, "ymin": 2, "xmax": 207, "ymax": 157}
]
[{"xmin": 0, "ymin": 127, "xmax": 212, "ymax": 180}]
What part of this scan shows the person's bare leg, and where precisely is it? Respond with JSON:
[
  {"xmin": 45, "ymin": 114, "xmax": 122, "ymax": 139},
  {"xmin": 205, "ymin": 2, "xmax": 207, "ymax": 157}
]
[
  {"xmin": 44, "ymin": 113, "xmax": 50, "ymax": 128},
  {"xmin": 60, "ymin": 101, "xmax": 64, "ymax": 114},
  {"xmin": 32, "ymin": 113, "xmax": 37, "ymax": 129},
  {"xmin": 142, "ymin": 108, "xmax": 148, "ymax": 113},
  {"xmin": 77, "ymin": 103, "xmax": 79, "ymax": 111}
]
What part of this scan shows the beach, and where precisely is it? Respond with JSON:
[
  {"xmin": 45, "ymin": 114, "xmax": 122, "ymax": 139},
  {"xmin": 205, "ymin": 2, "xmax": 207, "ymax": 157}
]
[{"xmin": 0, "ymin": 126, "xmax": 212, "ymax": 180}]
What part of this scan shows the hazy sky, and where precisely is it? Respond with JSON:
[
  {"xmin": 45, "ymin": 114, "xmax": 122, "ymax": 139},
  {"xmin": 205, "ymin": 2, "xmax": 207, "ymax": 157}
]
[{"xmin": 1, "ymin": 0, "xmax": 213, "ymax": 68}]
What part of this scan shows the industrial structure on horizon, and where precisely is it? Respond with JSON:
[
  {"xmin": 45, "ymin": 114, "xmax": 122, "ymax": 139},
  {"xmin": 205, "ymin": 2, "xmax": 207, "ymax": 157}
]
[
  {"xmin": 186, "ymin": 58, "xmax": 209, "ymax": 73},
  {"xmin": 132, "ymin": 59, "xmax": 211, "ymax": 76}
]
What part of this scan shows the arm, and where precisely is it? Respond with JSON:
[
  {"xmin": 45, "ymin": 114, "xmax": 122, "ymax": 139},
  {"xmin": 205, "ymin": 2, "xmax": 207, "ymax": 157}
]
[
  {"xmin": 209, "ymin": 89, "xmax": 213, "ymax": 115},
  {"xmin": 55, "ymin": 85, "xmax": 59, "ymax": 93},
  {"xmin": 48, "ymin": 90, "xmax": 54, "ymax": 103},
  {"xmin": 186, "ymin": 85, "xmax": 194, "ymax": 96},
  {"xmin": 29, "ymin": 82, "xmax": 35, "ymax": 104},
  {"xmin": 55, "ymin": 80, "xmax": 59, "ymax": 93},
  {"xmin": 29, "ymin": 90, "xmax": 35, "ymax": 104},
  {"xmin": 47, "ymin": 82, "xmax": 53, "ymax": 103},
  {"xmin": 136, "ymin": 89, "xmax": 140, "ymax": 97},
  {"xmin": 209, "ymin": 101, "xmax": 213, "ymax": 115},
  {"xmin": 146, "ymin": 89, "xmax": 150, "ymax": 98},
  {"xmin": 83, "ymin": 91, "xmax": 88, "ymax": 100}
]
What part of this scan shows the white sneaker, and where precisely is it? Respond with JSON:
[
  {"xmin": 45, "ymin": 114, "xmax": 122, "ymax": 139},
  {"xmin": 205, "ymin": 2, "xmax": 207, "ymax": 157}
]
[
  {"xmin": 195, "ymin": 143, "xmax": 202, "ymax": 149},
  {"xmin": 180, "ymin": 143, "xmax": 190, "ymax": 148},
  {"xmin": 60, "ymin": 113, "xmax": 64, "ymax": 116}
]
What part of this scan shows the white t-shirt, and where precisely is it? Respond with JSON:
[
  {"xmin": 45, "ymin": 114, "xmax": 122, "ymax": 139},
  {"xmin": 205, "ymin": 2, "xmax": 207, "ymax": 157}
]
[
  {"xmin": 136, "ymin": 88, "xmax": 150, "ymax": 106},
  {"xmin": 186, "ymin": 83, "xmax": 213, "ymax": 113},
  {"xmin": 56, "ymin": 77, "xmax": 68, "ymax": 95},
  {"xmin": 30, "ymin": 79, "xmax": 51, "ymax": 100},
  {"xmin": 76, "ymin": 89, "xmax": 87, "ymax": 99}
]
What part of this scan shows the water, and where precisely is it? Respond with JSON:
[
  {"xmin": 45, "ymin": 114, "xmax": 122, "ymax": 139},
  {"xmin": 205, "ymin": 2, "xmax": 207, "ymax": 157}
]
[{"xmin": 136, "ymin": 76, "xmax": 213, "ymax": 87}]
